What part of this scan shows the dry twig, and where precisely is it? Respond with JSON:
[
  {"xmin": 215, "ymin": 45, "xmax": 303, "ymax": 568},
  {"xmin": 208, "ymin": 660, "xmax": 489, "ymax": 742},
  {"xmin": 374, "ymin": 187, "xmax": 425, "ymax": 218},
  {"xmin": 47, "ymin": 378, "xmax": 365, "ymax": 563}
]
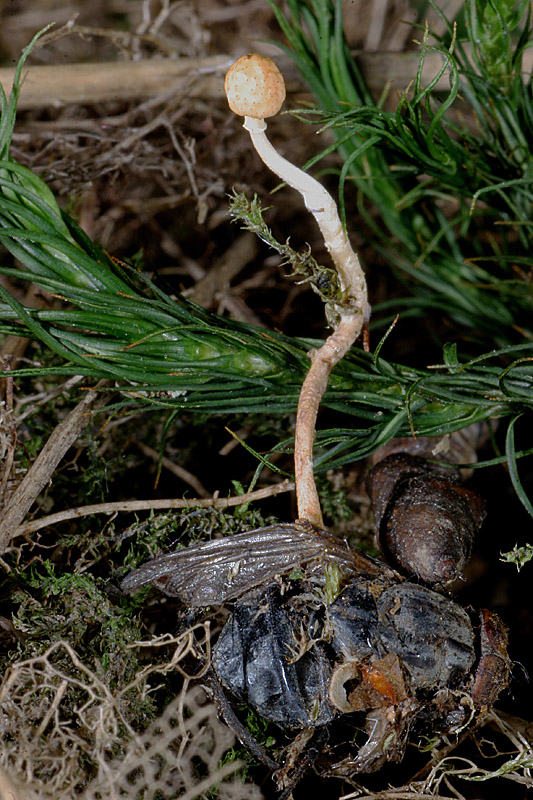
[
  {"xmin": 0, "ymin": 383, "xmax": 111, "ymax": 553},
  {"xmin": 14, "ymin": 480, "xmax": 295, "ymax": 538}
]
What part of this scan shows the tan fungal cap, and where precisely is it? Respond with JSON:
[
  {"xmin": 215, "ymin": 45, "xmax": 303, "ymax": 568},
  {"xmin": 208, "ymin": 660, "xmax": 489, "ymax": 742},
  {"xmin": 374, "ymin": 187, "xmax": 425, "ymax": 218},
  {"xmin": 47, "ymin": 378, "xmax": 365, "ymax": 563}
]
[{"xmin": 225, "ymin": 54, "xmax": 286, "ymax": 119}]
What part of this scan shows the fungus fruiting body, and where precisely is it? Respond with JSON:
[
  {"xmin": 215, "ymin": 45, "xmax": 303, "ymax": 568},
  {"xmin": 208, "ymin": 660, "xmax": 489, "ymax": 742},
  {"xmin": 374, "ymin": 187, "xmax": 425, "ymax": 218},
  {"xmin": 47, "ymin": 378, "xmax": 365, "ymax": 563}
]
[
  {"xmin": 225, "ymin": 54, "xmax": 286, "ymax": 119},
  {"xmin": 225, "ymin": 54, "xmax": 369, "ymax": 323},
  {"xmin": 225, "ymin": 54, "xmax": 370, "ymax": 526}
]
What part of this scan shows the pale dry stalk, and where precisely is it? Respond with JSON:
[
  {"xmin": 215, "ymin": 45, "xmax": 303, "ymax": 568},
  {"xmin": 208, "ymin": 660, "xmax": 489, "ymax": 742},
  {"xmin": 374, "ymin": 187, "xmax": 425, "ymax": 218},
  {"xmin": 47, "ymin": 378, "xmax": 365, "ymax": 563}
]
[
  {"xmin": 0, "ymin": 381, "xmax": 110, "ymax": 552},
  {"xmin": 14, "ymin": 479, "xmax": 295, "ymax": 538}
]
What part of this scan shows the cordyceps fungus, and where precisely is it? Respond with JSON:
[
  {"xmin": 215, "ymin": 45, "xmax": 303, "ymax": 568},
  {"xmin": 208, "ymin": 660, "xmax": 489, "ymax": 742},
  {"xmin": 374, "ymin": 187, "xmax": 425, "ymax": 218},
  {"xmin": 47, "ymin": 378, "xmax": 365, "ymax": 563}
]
[
  {"xmin": 224, "ymin": 54, "xmax": 369, "ymax": 322},
  {"xmin": 121, "ymin": 63, "xmax": 511, "ymax": 794},
  {"xmin": 225, "ymin": 54, "xmax": 370, "ymax": 527}
]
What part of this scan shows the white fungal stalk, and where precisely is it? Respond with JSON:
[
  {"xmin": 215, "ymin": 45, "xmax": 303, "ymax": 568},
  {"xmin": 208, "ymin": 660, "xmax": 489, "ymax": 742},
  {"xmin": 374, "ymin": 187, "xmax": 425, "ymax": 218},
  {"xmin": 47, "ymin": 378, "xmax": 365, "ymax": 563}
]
[
  {"xmin": 225, "ymin": 54, "xmax": 370, "ymax": 527},
  {"xmin": 225, "ymin": 54, "xmax": 368, "ymax": 323},
  {"xmin": 243, "ymin": 116, "xmax": 368, "ymax": 316}
]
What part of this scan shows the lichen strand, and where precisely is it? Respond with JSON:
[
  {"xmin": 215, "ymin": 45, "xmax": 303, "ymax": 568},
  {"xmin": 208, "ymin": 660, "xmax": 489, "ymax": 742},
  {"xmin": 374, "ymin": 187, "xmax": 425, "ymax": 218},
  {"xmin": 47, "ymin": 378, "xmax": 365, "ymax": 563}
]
[{"xmin": 225, "ymin": 54, "xmax": 286, "ymax": 119}]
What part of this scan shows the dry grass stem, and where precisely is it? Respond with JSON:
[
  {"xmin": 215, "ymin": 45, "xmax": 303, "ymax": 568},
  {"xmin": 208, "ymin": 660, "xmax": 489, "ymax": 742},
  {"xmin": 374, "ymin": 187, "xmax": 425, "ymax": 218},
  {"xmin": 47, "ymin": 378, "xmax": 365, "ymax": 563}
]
[
  {"xmin": 187, "ymin": 232, "xmax": 259, "ymax": 309},
  {"xmin": 0, "ymin": 56, "xmax": 232, "ymax": 110},
  {"xmin": 0, "ymin": 383, "xmax": 111, "ymax": 553},
  {"xmin": 5, "ymin": 48, "xmax": 525, "ymax": 111},
  {"xmin": 14, "ymin": 480, "xmax": 295, "ymax": 538},
  {"xmin": 0, "ymin": 360, "xmax": 15, "ymax": 508}
]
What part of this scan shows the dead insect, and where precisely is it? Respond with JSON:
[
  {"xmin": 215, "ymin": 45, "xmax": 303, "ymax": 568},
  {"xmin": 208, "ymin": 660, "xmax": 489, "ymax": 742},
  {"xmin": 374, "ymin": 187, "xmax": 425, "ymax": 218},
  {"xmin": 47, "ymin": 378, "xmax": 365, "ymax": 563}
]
[{"xmin": 121, "ymin": 516, "xmax": 509, "ymax": 789}]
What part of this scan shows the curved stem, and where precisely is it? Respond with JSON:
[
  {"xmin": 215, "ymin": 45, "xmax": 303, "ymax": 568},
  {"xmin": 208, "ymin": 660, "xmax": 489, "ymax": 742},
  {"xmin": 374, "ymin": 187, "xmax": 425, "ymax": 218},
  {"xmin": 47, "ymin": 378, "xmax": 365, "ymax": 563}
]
[
  {"xmin": 242, "ymin": 116, "xmax": 368, "ymax": 526},
  {"xmin": 294, "ymin": 313, "xmax": 361, "ymax": 526},
  {"xmin": 244, "ymin": 117, "xmax": 369, "ymax": 321}
]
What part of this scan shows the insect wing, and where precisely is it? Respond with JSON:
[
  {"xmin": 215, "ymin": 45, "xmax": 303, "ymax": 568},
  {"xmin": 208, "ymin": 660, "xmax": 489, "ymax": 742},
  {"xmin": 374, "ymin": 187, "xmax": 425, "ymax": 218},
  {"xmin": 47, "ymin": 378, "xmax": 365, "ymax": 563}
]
[{"xmin": 121, "ymin": 524, "xmax": 387, "ymax": 606}]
